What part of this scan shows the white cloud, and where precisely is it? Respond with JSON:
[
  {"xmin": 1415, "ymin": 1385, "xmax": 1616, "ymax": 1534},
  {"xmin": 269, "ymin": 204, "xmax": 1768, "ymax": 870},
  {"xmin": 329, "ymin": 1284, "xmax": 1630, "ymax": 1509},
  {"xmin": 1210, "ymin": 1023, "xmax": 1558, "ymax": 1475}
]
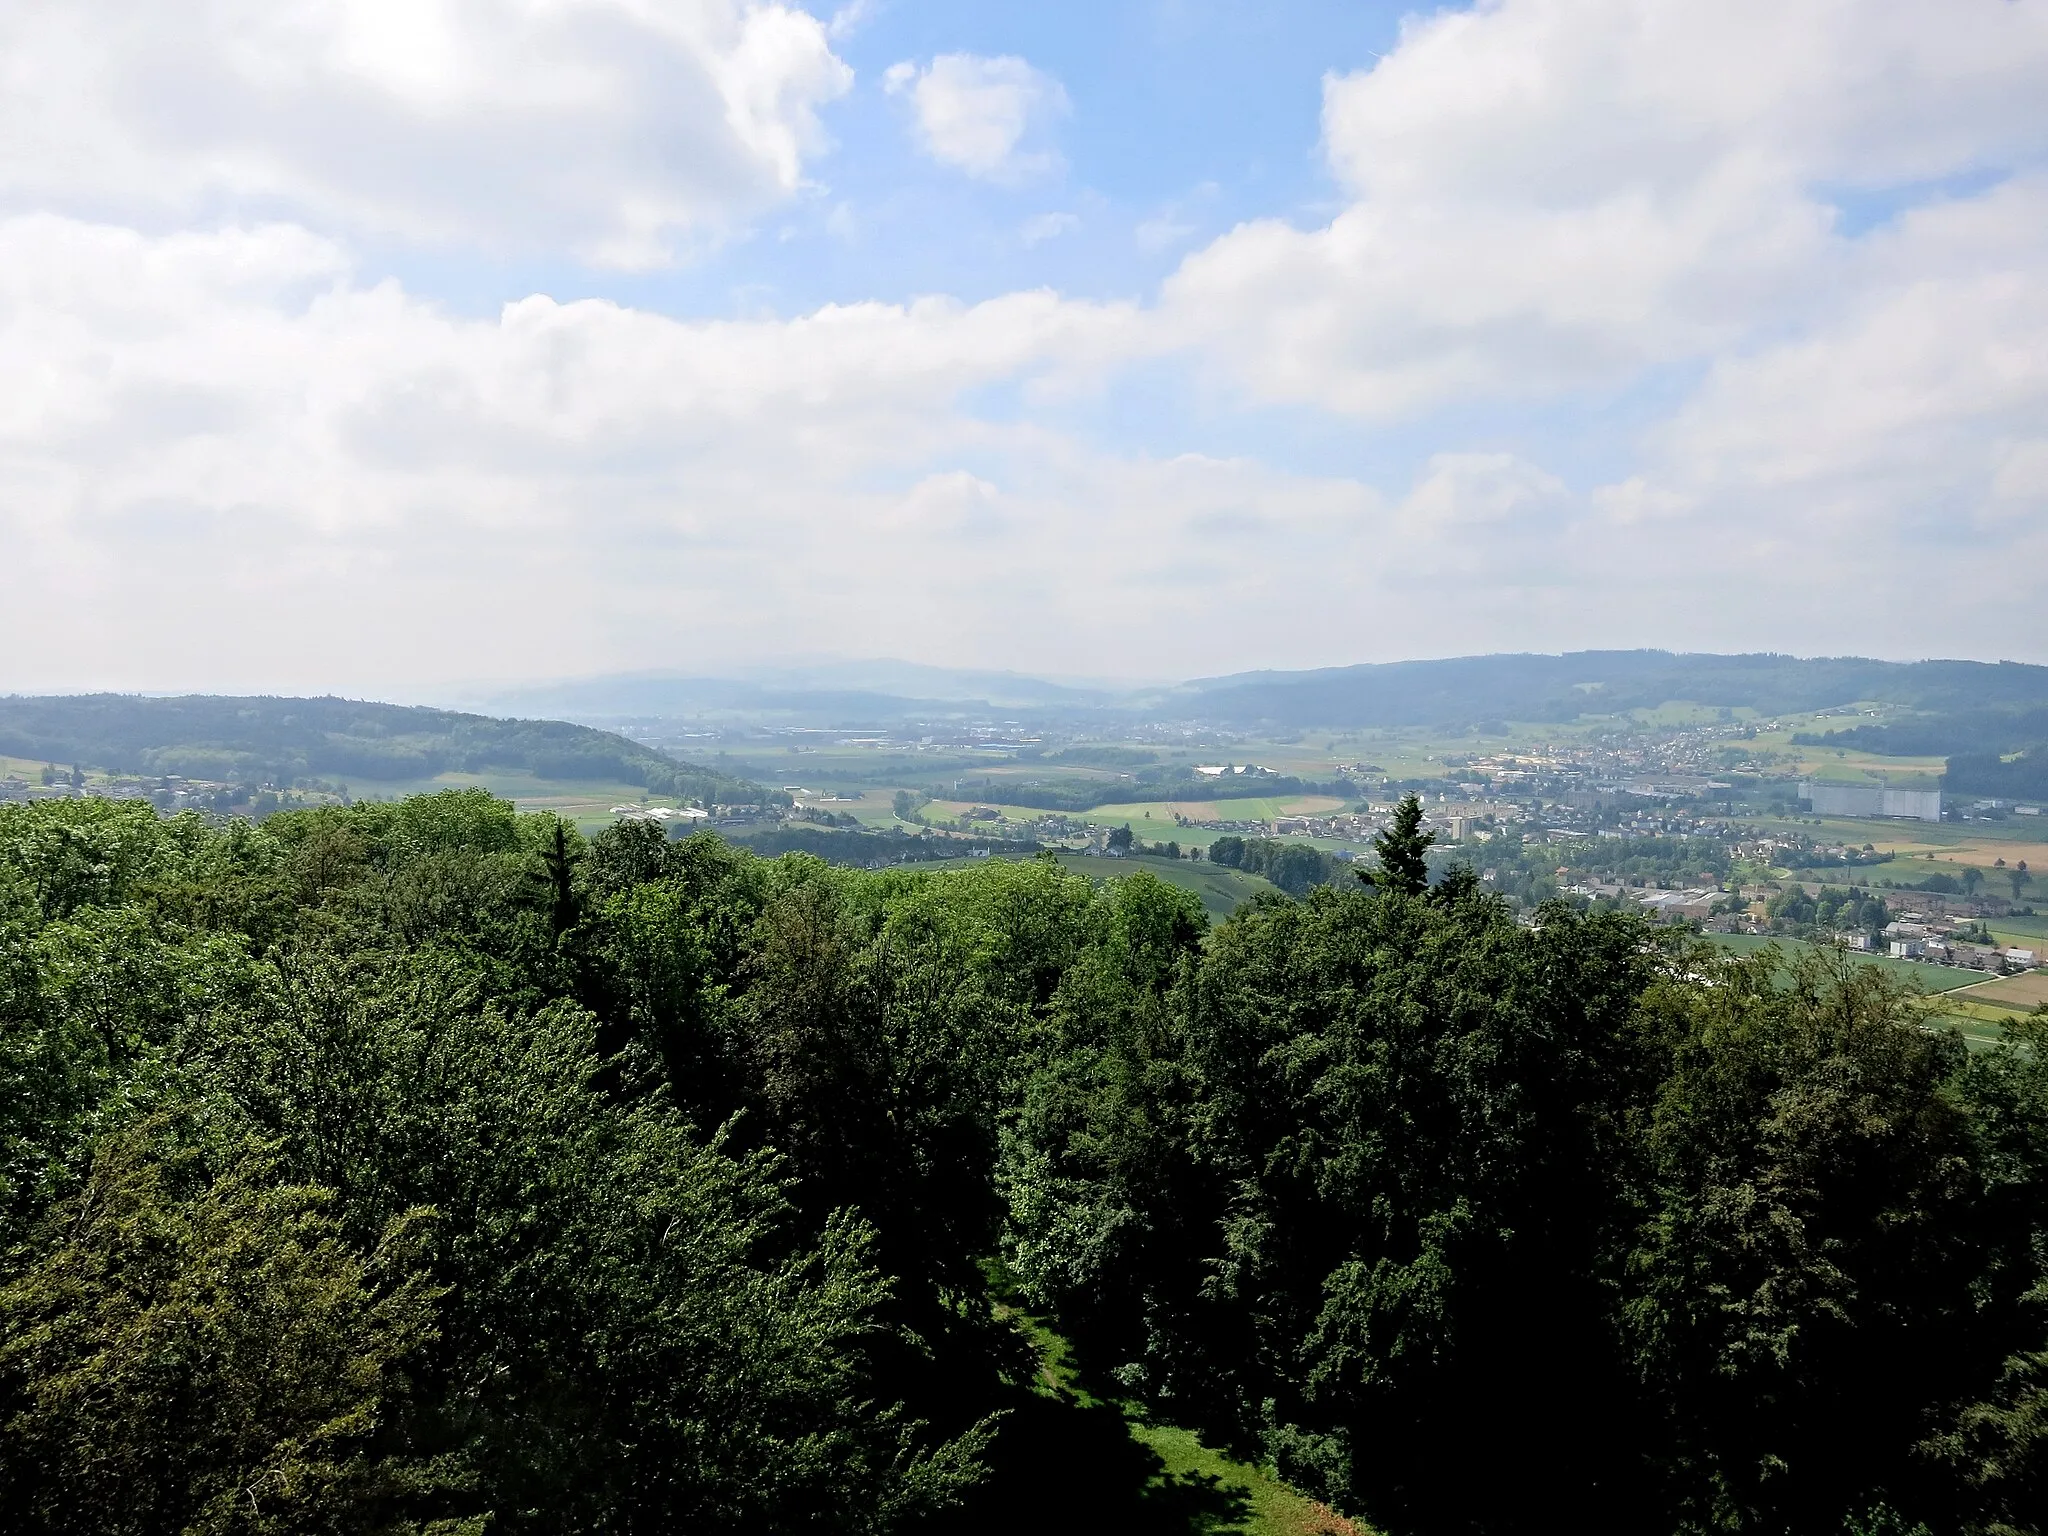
[
  {"xmin": 884, "ymin": 54, "xmax": 1068, "ymax": 182},
  {"xmin": 3, "ymin": 1, "xmax": 2047, "ymax": 691},
  {"xmin": 0, "ymin": 0, "xmax": 852, "ymax": 267},
  {"xmin": 1021, "ymin": 211, "xmax": 1079, "ymax": 245},
  {"xmin": 825, "ymin": 0, "xmax": 875, "ymax": 42},
  {"xmin": 1163, "ymin": 0, "xmax": 2048, "ymax": 417},
  {"xmin": 1594, "ymin": 173, "xmax": 2048, "ymax": 585}
]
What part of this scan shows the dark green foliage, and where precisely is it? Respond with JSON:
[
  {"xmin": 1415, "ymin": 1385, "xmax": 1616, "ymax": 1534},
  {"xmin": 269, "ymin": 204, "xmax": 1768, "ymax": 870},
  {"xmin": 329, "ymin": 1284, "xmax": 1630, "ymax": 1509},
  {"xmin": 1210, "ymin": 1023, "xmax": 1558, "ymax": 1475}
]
[
  {"xmin": 6, "ymin": 789, "xmax": 2048, "ymax": 1536},
  {"xmin": 1360, "ymin": 792, "xmax": 1434, "ymax": 894},
  {"xmin": 1794, "ymin": 707, "xmax": 2048, "ymax": 762},
  {"xmin": 0, "ymin": 798, "xmax": 1005, "ymax": 1533},
  {"xmin": 1203, "ymin": 835, "xmax": 1341, "ymax": 895},
  {"xmin": 1948, "ymin": 747, "xmax": 2048, "ymax": 801},
  {"xmin": 732, "ymin": 823, "xmax": 1038, "ymax": 864},
  {"xmin": 1005, "ymin": 884, "xmax": 2048, "ymax": 1536}
]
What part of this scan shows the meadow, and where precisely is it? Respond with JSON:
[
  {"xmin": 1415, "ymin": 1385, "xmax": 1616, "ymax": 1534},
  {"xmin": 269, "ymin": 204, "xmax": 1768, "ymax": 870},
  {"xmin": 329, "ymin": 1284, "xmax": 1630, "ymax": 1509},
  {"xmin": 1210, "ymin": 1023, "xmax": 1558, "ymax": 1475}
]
[{"xmin": 1708, "ymin": 932, "xmax": 1988, "ymax": 992}]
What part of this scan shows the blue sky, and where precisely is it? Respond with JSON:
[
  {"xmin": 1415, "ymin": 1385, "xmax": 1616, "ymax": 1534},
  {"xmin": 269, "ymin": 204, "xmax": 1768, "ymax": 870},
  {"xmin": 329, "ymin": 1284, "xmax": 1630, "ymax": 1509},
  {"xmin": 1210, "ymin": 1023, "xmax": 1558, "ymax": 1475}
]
[
  {"xmin": 382, "ymin": 1, "xmax": 1415, "ymax": 316},
  {"xmin": 0, "ymin": 0, "xmax": 2044, "ymax": 695}
]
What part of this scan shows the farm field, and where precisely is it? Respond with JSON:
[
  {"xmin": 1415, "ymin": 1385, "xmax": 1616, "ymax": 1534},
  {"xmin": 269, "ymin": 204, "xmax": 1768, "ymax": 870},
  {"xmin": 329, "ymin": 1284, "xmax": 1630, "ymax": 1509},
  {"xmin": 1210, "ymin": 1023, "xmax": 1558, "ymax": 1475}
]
[
  {"xmin": 351, "ymin": 770, "xmax": 687, "ymax": 832},
  {"xmin": 1800, "ymin": 817, "xmax": 2048, "ymax": 857},
  {"xmin": 911, "ymin": 852, "xmax": 1277, "ymax": 920},
  {"xmin": 1053, "ymin": 853, "xmax": 1280, "ymax": 919},
  {"xmin": 1931, "ymin": 1000, "xmax": 2025, "ymax": 1049},
  {"xmin": 919, "ymin": 794, "xmax": 1366, "ymax": 851},
  {"xmin": 1990, "ymin": 914, "xmax": 2048, "ymax": 945},
  {"xmin": 789, "ymin": 787, "xmax": 902, "ymax": 828},
  {"xmin": 1071, "ymin": 795, "xmax": 1348, "ymax": 831},
  {"xmin": 1949, "ymin": 970, "xmax": 2048, "ymax": 1012},
  {"xmin": 1708, "ymin": 933, "xmax": 1988, "ymax": 992}
]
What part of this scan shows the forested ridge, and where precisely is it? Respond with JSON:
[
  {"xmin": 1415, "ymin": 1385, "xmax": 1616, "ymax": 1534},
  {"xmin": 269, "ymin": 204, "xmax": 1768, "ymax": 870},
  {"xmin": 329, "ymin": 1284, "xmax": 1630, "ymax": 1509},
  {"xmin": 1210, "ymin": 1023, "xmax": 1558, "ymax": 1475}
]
[
  {"xmin": 0, "ymin": 694, "xmax": 775, "ymax": 805},
  {"xmin": 1174, "ymin": 652, "xmax": 2048, "ymax": 730},
  {"xmin": 2, "ymin": 791, "xmax": 2047, "ymax": 1535}
]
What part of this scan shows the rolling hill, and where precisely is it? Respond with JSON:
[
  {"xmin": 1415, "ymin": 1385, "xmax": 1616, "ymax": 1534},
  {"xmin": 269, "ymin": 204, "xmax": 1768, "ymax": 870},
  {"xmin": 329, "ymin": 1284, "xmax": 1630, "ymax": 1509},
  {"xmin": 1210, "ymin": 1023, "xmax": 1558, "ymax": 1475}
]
[{"xmin": 0, "ymin": 694, "xmax": 776, "ymax": 805}]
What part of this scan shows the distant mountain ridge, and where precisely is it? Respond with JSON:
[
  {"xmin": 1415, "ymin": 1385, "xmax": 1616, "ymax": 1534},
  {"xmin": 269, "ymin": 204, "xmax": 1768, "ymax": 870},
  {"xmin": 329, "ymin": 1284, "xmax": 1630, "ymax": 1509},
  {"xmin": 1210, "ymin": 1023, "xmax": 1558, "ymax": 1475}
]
[
  {"xmin": 1169, "ymin": 652, "xmax": 2048, "ymax": 728},
  {"xmin": 0, "ymin": 694, "xmax": 776, "ymax": 804},
  {"xmin": 476, "ymin": 651, "xmax": 2048, "ymax": 732}
]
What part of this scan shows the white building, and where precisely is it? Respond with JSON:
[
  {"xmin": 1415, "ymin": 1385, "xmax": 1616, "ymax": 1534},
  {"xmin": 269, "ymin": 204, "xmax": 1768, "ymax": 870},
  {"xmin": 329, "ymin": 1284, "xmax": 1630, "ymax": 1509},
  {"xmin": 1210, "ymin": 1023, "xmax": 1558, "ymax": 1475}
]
[{"xmin": 1800, "ymin": 782, "xmax": 1942, "ymax": 822}]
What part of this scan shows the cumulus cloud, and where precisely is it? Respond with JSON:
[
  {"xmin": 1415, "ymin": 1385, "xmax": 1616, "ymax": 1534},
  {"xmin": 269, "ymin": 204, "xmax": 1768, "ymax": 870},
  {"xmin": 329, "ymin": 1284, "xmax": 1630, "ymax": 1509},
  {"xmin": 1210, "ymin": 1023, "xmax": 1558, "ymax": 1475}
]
[
  {"xmin": 0, "ymin": 0, "xmax": 852, "ymax": 266},
  {"xmin": 2, "ymin": 0, "xmax": 2046, "ymax": 691},
  {"xmin": 1164, "ymin": 0, "xmax": 2048, "ymax": 417},
  {"xmin": 883, "ymin": 54, "xmax": 1069, "ymax": 181}
]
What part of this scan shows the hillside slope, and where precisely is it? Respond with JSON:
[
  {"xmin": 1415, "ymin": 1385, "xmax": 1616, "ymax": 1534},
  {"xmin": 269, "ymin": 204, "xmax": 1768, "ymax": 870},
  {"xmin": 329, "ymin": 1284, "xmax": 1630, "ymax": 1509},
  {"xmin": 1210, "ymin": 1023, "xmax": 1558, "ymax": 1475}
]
[
  {"xmin": 1173, "ymin": 652, "xmax": 2048, "ymax": 729},
  {"xmin": 0, "ymin": 694, "xmax": 776, "ymax": 804}
]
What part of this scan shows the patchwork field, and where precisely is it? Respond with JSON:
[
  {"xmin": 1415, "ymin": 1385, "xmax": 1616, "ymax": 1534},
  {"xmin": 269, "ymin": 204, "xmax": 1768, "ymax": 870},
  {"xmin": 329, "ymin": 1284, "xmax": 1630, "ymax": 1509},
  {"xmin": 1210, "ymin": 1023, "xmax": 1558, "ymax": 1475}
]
[
  {"xmin": 341, "ymin": 771, "xmax": 666, "ymax": 828},
  {"xmin": 1072, "ymin": 794, "xmax": 1349, "ymax": 828},
  {"xmin": 1950, "ymin": 970, "xmax": 2048, "ymax": 1012}
]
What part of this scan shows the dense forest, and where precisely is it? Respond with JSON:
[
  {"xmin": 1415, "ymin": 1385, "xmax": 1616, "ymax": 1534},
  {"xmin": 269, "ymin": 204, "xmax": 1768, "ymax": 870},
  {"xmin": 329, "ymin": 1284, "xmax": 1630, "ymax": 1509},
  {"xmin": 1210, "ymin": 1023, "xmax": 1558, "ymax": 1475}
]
[
  {"xmin": 0, "ymin": 695, "xmax": 775, "ymax": 806},
  {"xmin": 1795, "ymin": 709, "xmax": 2048, "ymax": 800},
  {"xmin": 3, "ymin": 791, "xmax": 2047, "ymax": 1535}
]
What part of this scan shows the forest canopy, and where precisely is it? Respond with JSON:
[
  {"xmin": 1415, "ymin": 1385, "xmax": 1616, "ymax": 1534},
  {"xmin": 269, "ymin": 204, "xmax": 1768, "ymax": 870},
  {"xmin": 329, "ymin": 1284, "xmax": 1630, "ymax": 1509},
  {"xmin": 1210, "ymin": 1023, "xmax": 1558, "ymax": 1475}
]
[{"xmin": 2, "ymin": 790, "xmax": 2046, "ymax": 1535}]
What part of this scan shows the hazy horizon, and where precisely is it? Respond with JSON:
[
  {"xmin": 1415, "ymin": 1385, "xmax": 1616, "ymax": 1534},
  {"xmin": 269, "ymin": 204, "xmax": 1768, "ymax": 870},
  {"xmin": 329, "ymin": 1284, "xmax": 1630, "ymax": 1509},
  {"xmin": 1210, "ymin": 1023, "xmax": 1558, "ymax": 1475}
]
[{"xmin": 5, "ymin": 0, "xmax": 2045, "ymax": 698}]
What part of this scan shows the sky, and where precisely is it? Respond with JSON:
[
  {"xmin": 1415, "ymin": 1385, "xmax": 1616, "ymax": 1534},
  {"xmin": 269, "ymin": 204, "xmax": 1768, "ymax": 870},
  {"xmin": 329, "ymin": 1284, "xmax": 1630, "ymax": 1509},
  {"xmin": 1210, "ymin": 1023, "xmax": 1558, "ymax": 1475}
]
[{"xmin": 3, "ymin": 0, "xmax": 2046, "ymax": 698}]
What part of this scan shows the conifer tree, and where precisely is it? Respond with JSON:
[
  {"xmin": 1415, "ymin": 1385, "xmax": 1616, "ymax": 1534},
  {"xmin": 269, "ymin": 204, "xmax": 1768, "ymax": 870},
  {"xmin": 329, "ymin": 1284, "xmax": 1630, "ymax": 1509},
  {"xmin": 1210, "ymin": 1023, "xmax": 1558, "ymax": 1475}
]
[{"xmin": 1360, "ymin": 792, "xmax": 1434, "ymax": 895}]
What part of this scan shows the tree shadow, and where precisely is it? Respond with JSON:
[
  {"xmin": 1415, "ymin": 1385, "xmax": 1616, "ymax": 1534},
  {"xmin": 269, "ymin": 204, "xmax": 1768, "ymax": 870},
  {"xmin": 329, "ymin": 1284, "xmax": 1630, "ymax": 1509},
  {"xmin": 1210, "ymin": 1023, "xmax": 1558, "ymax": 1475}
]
[{"xmin": 956, "ymin": 1376, "xmax": 1253, "ymax": 1536}]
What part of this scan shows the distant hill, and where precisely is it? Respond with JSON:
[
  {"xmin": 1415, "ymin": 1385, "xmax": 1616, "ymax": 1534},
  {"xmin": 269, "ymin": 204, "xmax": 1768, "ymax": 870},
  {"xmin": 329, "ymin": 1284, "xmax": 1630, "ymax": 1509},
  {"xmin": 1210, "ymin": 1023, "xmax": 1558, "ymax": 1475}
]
[
  {"xmin": 478, "ymin": 651, "xmax": 2048, "ymax": 734},
  {"xmin": 1170, "ymin": 652, "xmax": 2048, "ymax": 729},
  {"xmin": 0, "ymin": 695, "xmax": 777, "ymax": 805},
  {"xmin": 476, "ymin": 661, "xmax": 1122, "ymax": 723}
]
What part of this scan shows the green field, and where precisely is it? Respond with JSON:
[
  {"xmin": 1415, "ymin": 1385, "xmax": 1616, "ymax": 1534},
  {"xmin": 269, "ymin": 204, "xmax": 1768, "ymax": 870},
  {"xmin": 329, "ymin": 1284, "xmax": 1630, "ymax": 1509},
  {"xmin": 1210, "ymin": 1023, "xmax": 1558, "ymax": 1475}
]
[
  {"xmin": 924, "ymin": 795, "xmax": 1361, "ymax": 851},
  {"xmin": 1708, "ymin": 932, "xmax": 1989, "ymax": 992},
  {"xmin": 347, "ymin": 770, "xmax": 689, "ymax": 833},
  {"xmin": 1990, "ymin": 913, "xmax": 2048, "ymax": 945},
  {"xmin": 1069, "ymin": 796, "xmax": 1348, "ymax": 832},
  {"xmin": 1053, "ymin": 853, "xmax": 1282, "ymax": 919},
  {"xmin": 916, "ymin": 851, "xmax": 1279, "ymax": 920}
]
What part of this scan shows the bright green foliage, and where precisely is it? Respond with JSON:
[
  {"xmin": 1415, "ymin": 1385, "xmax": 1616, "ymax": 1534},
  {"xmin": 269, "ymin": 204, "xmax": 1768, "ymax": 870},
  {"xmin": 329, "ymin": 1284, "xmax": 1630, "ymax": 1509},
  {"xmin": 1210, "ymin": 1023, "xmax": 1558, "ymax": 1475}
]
[{"xmin": 0, "ymin": 1121, "xmax": 450, "ymax": 1535}]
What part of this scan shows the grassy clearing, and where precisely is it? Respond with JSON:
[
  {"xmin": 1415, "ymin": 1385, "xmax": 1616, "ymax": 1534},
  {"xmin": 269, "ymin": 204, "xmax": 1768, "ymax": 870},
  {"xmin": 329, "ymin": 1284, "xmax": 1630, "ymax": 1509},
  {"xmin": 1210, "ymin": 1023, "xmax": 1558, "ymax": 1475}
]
[
  {"xmin": 1052, "ymin": 853, "xmax": 1282, "ymax": 920},
  {"xmin": 978, "ymin": 1305, "xmax": 1369, "ymax": 1536}
]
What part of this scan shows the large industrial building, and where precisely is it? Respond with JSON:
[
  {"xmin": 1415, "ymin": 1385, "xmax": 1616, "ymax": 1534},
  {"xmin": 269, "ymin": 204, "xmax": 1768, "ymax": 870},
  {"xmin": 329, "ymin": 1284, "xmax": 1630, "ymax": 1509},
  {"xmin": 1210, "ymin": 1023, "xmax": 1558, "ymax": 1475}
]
[{"xmin": 1800, "ymin": 781, "xmax": 1943, "ymax": 822}]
